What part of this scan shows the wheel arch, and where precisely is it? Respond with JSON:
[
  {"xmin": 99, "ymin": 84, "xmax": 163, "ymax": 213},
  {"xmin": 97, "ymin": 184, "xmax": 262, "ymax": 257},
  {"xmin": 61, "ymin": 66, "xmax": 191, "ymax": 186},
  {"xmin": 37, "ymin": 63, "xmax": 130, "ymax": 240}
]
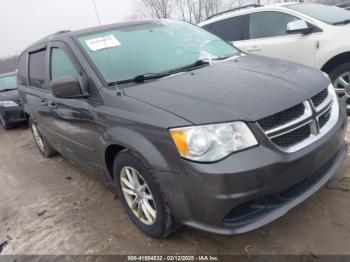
[
  {"xmin": 105, "ymin": 144, "xmax": 127, "ymax": 181},
  {"xmin": 103, "ymin": 127, "xmax": 173, "ymax": 181},
  {"xmin": 321, "ymin": 52, "xmax": 350, "ymax": 75}
]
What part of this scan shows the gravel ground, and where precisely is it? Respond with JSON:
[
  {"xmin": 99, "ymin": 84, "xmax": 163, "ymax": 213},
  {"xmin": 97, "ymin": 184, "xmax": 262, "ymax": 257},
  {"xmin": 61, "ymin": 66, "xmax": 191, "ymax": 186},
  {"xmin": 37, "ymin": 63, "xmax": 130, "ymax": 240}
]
[{"xmin": 0, "ymin": 124, "xmax": 350, "ymax": 255}]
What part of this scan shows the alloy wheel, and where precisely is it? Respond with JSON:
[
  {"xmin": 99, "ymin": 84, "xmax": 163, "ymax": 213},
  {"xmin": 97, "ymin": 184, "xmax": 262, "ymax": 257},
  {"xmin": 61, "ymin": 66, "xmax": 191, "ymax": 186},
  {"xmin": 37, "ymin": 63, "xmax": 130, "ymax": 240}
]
[
  {"xmin": 333, "ymin": 72, "xmax": 350, "ymax": 97},
  {"xmin": 31, "ymin": 123, "xmax": 45, "ymax": 152},
  {"xmin": 120, "ymin": 166, "xmax": 157, "ymax": 225}
]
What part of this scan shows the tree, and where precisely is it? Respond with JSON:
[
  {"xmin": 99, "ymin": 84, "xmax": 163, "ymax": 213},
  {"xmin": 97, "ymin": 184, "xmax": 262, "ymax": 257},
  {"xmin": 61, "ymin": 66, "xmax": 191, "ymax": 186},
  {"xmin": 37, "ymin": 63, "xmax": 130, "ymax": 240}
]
[
  {"xmin": 176, "ymin": 0, "xmax": 209, "ymax": 23},
  {"xmin": 173, "ymin": 0, "xmax": 249, "ymax": 23},
  {"xmin": 136, "ymin": 0, "xmax": 245, "ymax": 23},
  {"xmin": 0, "ymin": 55, "xmax": 19, "ymax": 75},
  {"xmin": 135, "ymin": 0, "xmax": 338, "ymax": 23},
  {"xmin": 138, "ymin": 0, "xmax": 173, "ymax": 19}
]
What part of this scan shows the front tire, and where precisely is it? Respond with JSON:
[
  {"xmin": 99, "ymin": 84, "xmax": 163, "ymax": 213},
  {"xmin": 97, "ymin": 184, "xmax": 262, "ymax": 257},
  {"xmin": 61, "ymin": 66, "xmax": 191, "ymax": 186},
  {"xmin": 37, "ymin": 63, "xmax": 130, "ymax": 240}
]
[
  {"xmin": 330, "ymin": 62, "xmax": 350, "ymax": 98},
  {"xmin": 30, "ymin": 120, "xmax": 57, "ymax": 158},
  {"xmin": 113, "ymin": 152, "xmax": 174, "ymax": 238},
  {"xmin": 0, "ymin": 114, "xmax": 9, "ymax": 130}
]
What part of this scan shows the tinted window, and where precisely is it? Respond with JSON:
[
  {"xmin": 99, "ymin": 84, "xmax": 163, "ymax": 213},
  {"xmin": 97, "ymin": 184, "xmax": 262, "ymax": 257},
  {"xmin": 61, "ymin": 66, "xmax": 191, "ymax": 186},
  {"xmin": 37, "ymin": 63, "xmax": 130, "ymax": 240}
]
[
  {"xmin": 29, "ymin": 50, "xmax": 46, "ymax": 89},
  {"xmin": 201, "ymin": 23, "xmax": 213, "ymax": 32},
  {"xmin": 18, "ymin": 53, "xmax": 28, "ymax": 85},
  {"xmin": 249, "ymin": 11, "xmax": 300, "ymax": 39},
  {"xmin": 0, "ymin": 74, "xmax": 17, "ymax": 91},
  {"xmin": 288, "ymin": 3, "xmax": 350, "ymax": 25},
  {"xmin": 208, "ymin": 15, "xmax": 248, "ymax": 41},
  {"xmin": 50, "ymin": 48, "xmax": 80, "ymax": 82}
]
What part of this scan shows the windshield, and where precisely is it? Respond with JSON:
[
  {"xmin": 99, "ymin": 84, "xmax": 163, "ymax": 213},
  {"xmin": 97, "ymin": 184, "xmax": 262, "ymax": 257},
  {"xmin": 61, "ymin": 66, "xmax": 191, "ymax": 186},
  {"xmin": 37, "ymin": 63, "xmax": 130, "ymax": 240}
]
[
  {"xmin": 0, "ymin": 74, "xmax": 17, "ymax": 91},
  {"xmin": 77, "ymin": 21, "xmax": 239, "ymax": 84},
  {"xmin": 288, "ymin": 3, "xmax": 350, "ymax": 25}
]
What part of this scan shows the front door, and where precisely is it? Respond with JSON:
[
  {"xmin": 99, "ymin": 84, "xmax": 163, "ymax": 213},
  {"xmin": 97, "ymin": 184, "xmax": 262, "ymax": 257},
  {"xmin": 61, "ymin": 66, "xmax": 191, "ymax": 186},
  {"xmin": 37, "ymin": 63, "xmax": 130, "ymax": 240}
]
[
  {"xmin": 44, "ymin": 42, "xmax": 101, "ymax": 169},
  {"xmin": 234, "ymin": 11, "xmax": 316, "ymax": 67}
]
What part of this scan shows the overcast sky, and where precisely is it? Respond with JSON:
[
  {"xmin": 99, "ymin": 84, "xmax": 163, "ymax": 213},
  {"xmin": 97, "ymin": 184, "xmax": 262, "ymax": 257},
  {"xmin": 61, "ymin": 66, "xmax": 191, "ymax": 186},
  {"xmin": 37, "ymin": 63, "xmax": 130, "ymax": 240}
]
[{"xmin": 0, "ymin": 0, "xmax": 137, "ymax": 58}]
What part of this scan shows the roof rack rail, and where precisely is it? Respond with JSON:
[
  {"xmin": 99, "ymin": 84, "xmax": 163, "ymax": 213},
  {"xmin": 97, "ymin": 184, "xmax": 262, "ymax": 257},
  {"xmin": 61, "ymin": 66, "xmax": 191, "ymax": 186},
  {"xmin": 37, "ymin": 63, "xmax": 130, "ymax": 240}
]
[
  {"xmin": 205, "ymin": 4, "xmax": 262, "ymax": 21},
  {"xmin": 54, "ymin": 30, "xmax": 71, "ymax": 35}
]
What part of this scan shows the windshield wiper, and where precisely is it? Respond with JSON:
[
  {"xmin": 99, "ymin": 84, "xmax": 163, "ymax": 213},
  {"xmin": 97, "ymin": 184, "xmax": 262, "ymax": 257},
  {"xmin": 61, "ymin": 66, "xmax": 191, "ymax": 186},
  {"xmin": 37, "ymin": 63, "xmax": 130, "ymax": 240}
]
[
  {"xmin": 110, "ymin": 59, "xmax": 211, "ymax": 85},
  {"xmin": 0, "ymin": 88, "xmax": 16, "ymax": 92},
  {"xmin": 172, "ymin": 59, "xmax": 211, "ymax": 73},
  {"xmin": 333, "ymin": 19, "xmax": 350, "ymax": 25},
  {"xmin": 115, "ymin": 72, "xmax": 171, "ymax": 85}
]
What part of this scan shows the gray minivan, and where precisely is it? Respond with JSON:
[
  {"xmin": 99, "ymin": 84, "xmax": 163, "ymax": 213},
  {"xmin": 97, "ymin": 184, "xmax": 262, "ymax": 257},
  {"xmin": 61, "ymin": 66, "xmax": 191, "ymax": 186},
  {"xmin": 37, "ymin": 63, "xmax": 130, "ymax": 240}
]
[{"xmin": 18, "ymin": 20, "xmax": 347, "ymax": 238}]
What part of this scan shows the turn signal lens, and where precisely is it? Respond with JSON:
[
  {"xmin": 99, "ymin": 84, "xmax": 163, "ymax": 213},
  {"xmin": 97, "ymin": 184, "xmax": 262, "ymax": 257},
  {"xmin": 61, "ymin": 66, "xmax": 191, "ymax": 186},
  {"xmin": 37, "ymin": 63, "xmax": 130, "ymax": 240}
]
[{"xmin": 170, "ymin": 129, "xmax": 189, "ymax": 157}]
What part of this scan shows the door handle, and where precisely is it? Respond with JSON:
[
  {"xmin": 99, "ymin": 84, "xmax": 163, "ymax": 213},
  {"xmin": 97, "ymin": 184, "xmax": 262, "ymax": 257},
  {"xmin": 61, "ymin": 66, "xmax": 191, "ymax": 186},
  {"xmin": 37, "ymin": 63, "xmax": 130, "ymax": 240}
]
[
  {"xmin": 48, "ymin": 101, "xmax": 58, "ymax": 109},
  {"xmin": 247, "ymin": 46, "xmax": 261, "ymax": 52},
  {"xmin": 40, "ymin": 98, "xmax": 48, "ymax": 106}
]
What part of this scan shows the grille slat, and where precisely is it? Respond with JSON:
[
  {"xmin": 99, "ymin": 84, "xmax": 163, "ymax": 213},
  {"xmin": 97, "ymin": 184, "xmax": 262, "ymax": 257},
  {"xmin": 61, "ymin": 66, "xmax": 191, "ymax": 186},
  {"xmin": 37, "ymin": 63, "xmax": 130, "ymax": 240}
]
[
  {"xmin": 311, "ymin": 89, "xmax": 329, "ymax": 108},
  {"xmin": 258, "ymin": 103, "xmax": 305, "ymax": 131},
  {"xmin": 271, "ymin": 124, "xmax": 311, "ymax": 148},
  {"xmin": 319, "ymin": 109, "xmax": 331, "ymax": 129}
]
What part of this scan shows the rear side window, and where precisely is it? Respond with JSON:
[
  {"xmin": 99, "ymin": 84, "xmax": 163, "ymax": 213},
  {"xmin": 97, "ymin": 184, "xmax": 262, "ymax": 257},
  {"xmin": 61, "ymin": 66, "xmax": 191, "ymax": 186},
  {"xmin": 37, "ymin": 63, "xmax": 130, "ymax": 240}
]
[
  {"xmin": 50, "ymin": 48, "xmax": 81, "ymax": 82},
  {"xmin": 249, "ymin": 11, "xmax": 300, "ymax": 39},
  {"xmin": 29, "ymin": 49, "xmax": 46, "ymax": 89},
  {"xmin": 207, "ymin": 15, "xmax": 248, "ymax": 42}
]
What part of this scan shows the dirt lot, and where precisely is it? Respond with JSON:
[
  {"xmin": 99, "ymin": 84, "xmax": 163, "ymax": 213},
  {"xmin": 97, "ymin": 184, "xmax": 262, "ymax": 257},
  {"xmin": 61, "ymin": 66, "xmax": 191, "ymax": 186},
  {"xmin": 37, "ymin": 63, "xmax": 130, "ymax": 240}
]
[{"xmin": 0, "ymin": 125, "xmax": 350, "ymax": 256}]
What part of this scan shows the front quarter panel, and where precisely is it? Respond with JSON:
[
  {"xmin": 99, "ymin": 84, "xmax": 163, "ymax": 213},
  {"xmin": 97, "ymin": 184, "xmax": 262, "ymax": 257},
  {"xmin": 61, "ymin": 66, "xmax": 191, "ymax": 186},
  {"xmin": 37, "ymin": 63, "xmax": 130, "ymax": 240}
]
[
  {"xmin": 315, "ymin": 25, "xmax": 350, "ymax": 70},
  {"xmin": 96, "ymin": 88, "xmax": 191, "ymax": 175}
]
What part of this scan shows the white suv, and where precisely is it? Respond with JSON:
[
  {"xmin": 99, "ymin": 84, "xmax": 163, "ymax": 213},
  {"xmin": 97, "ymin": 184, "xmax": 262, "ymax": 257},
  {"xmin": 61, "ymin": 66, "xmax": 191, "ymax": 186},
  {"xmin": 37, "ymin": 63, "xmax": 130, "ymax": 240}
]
[{"xmin": 199, "ymin": 3, "xmax": 350, "ymax": 109}]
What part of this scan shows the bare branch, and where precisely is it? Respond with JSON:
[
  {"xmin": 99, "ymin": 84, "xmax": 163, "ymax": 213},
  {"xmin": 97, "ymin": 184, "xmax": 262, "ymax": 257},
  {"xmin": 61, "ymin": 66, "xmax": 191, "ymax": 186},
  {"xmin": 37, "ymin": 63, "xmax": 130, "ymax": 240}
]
[
  {"xmin": 134, "ymin": 0, "xmax": 336, "ymax": 23},
  {"xmin": 138, "ymin": 0, "xmax": 173, "ymax": 19}
]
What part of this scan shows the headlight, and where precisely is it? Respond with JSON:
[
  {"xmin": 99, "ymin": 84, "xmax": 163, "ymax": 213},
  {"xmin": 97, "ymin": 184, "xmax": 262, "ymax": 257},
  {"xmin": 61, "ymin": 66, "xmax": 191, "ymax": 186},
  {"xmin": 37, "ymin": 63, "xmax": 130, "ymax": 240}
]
[
  {"xmin": 170, "ymin": 122, "xmax": 258, "ymax": 162},
  {"xmin": 0, "ymin": 101, "xmax": 19, "ymax": 107}
]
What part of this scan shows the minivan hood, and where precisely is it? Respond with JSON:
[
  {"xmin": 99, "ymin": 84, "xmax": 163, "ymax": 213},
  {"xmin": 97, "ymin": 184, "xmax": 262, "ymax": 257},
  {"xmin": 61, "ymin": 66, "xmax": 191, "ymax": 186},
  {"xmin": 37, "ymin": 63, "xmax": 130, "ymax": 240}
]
[
  {"xmin": 0, "ymin": 89, "xmax": 20, "ymax": 102},
  {"xmin": 124, "ymin": 55, "xmax": 329, "ymax": 125}
]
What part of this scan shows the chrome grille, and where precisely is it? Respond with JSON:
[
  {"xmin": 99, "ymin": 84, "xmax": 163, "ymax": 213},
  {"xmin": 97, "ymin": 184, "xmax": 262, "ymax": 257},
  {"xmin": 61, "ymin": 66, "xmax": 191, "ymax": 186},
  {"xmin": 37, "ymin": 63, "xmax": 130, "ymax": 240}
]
[
  {"xmin": 258, "ymin": 85, "xmax": 338, "ymax": 153},
  {"xmin": 258, "ymin": 103, "xmax": 305, "ymax": 130}
]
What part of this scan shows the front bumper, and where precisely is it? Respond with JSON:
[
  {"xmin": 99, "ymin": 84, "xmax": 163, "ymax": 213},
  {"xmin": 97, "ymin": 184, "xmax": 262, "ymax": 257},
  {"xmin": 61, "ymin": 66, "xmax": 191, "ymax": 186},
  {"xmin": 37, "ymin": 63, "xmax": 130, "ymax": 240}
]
[
  {"xmin": 0, "ymin": 106, "xmax": 28, "ymax": 125},
  {"xmin": 157, "ymin": 99, "xmax": 348, "ymax": 235}
]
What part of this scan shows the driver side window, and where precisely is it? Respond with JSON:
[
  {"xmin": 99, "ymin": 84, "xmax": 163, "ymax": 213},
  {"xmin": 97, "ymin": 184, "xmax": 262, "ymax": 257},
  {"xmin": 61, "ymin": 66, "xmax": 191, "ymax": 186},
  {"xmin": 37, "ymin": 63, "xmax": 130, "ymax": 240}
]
[
  {"xmin": 249, "ymin": 11, "xmax": 300, "ymax": 39},
  {"xmin": 50, "ymin": 48, "xmax": 81, "ymax": 84}
]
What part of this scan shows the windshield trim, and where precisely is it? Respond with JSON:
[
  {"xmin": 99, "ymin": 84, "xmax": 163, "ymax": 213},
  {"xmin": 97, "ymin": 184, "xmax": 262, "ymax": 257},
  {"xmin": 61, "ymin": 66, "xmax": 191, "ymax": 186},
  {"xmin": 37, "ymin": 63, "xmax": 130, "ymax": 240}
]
[{"xmin": 72, "ymin": 35, "xmax": 110, "ymax": 88}]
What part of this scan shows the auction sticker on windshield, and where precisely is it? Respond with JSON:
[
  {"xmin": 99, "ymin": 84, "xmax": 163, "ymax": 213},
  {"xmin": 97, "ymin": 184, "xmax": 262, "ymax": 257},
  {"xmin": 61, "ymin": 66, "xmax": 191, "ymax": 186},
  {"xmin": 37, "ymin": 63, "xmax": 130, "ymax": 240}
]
[{"xmin": 85, "ymin": 35, "xmax": 121, "ymax": 52}]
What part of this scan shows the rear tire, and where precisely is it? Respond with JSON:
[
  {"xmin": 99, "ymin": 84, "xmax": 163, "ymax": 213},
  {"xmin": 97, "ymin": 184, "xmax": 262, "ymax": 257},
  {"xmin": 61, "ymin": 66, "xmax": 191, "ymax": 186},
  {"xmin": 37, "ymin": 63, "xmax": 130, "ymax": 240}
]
[
  {"xmin": 113, "ymin": 151, "xmax": 174, "ymax": 238},
  {"xmin": 30, "ymin": 120, "xmax": 57, "ymax": 158}
]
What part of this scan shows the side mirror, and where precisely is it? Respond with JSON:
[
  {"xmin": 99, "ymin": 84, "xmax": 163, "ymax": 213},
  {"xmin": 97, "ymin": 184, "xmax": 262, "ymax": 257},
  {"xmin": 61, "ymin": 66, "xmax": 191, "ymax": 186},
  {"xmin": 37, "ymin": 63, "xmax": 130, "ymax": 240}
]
[
  {"xmin": 287, "ymin": 20, "xmax": 313, "ymax": 35},
  {"xmin": 50, "ymin": 76, "xmax": 87, "ymax": 99}
]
